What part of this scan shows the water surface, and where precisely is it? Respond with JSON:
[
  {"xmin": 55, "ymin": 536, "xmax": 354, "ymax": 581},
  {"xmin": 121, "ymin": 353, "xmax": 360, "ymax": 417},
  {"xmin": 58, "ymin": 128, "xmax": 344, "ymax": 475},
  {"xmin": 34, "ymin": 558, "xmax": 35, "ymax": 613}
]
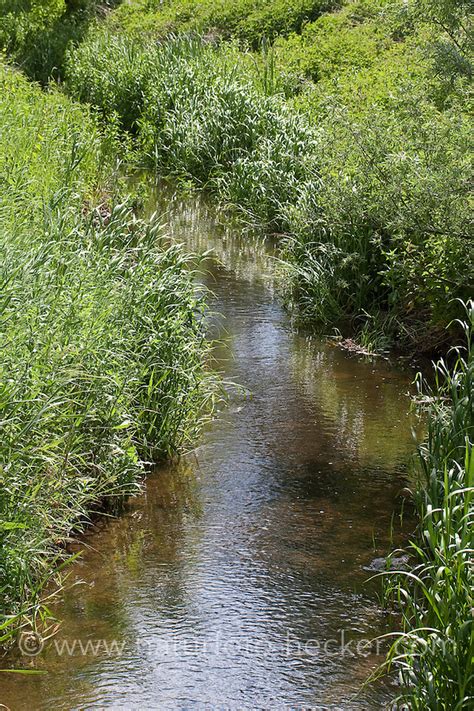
[{"xmin": 1, "ymin": 187, "xmax": 419, "ymax": 710}]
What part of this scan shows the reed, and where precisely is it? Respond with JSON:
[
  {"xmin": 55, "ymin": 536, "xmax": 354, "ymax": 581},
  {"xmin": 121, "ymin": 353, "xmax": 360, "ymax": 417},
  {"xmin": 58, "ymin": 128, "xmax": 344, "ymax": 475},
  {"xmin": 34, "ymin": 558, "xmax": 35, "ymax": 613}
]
[
  {"xmin": 382, "ymin": 300, "xmax": 474, "ymax": 708},
  {"xmin": 0, "ymin": 64, "xmax": 212, "ymax": 641}
]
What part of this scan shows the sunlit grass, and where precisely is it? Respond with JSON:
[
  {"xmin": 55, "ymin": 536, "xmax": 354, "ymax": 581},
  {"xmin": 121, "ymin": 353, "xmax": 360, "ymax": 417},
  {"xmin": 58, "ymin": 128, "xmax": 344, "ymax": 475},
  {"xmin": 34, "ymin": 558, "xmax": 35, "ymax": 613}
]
[
  {"xmin": 0, "ymin": 63, "xmax": 213, "ymax": 641},
  {"xmin": 382, "ymin": 300, "xmax": 474, "ymax": 708},
  {"xmin": 65, "ymin": 27, "xmax": 472, "ymax": 352}
]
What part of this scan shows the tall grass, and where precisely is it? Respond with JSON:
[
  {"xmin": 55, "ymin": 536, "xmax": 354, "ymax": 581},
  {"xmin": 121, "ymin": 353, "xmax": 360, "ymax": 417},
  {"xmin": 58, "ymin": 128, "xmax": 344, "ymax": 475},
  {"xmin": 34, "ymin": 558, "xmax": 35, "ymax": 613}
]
[
  {"xmin": 0, "ymin": 64, "xmax": 212, "ymax": 641},
  {"xmin": 383, "ymin": 300, "xmax": 474, "ymax": 708},
  {"xmin": 66, "ymin": 33, "xmax": 317, "ymax": 227},
  {"xmin": 65, "ymin": 27, "xmax": 472, "ymax": 352}
]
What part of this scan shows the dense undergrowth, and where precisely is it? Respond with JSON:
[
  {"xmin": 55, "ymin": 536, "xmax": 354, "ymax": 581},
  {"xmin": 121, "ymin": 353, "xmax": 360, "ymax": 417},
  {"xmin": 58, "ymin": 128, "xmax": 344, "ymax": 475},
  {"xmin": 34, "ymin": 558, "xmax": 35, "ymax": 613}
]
[
  {"xmin": 383, "ymin": 301, "xmax": 474, "ymax": 709},
  {"xmin": 107, "ymin": 0, "xmax": 335, "ymax": 48},
  {"xmin": 63, "ymin": 0, "xmax": 472, "ymax": 352},
  {"xmin": 1, "ymin": 3, "xmax": 472, "ymax": 351},
  {"xmin": 0, "ymin": 0, "xmax": 121, "ymax": 83},
  {"xmin": 0, "ymin": 64, "xmax": 211, "ymax": 642}
]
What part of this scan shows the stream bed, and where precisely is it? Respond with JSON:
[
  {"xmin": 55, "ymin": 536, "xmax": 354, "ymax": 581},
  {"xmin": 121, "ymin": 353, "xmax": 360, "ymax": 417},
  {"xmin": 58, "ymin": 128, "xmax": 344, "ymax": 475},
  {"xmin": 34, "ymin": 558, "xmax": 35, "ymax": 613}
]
[{"xmin": 1, "ymin": 187, "xmax": 420, "ymax": 710}]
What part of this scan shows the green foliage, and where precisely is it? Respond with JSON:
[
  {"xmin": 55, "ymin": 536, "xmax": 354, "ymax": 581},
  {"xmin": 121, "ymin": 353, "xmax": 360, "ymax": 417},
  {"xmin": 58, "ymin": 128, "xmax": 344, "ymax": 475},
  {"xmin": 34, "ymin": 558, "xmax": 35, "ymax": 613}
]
[
  {"xmin": 0, "ymin": 0, "xmax": 121, "ymax": 82},
  {"xmin": 0, "ymin": 64, "xmax": 211, "ymax": 635},
  {"xmin": 411, "ymin": 0, "xmax": 473, "ymax": 100},
  {"xmin": 0, "ymin": 0, "xmax": 65, "ymax": 52},
  {"xmin": 110, "ymin": 0, "xmax": 334, "ymax": 47},
  {"xmin": 0, "ymin": 3, "xmax": 472, "ymax": 706},
  {"xmin": 383, "ymin": 301, "xmax": 474, "ymax": 708},
  {"xmin": 273, "ymin": 0, "xmax": 399, "ymax": 86},
  {"xmin": 66, "ymin": 27, "xmax": 473, "ymax": 350},
  {"xmin": 413, "ymin": 0, "xmax": 473, "ymax": 60},
  {"xmin": 66, "ymin": 33, "xmax": 316, "ymax": 227},
  {"xmin": 284, "ymin": 86, "xmax": 473, "ymax": 348}
]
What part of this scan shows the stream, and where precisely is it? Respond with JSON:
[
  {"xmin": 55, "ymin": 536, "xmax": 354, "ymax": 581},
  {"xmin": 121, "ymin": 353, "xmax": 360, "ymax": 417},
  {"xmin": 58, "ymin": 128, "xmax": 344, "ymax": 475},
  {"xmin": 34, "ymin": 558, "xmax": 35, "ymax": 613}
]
[{"xmin": 1, "ymin": 186, "xmax": 420, "ymax": 710}]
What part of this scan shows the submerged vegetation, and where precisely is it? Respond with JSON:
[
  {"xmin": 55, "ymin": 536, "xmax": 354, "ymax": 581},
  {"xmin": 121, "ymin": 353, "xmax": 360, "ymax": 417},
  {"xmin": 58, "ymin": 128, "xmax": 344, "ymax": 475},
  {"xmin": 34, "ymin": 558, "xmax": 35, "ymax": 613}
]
[{"xmin": 0, "ymin": 64, "xmax": 211, "ymax": 641}]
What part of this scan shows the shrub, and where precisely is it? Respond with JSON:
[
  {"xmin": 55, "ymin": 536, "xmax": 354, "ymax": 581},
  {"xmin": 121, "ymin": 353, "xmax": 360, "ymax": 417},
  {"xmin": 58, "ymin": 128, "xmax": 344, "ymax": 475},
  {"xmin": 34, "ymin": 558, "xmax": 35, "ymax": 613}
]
[
  {"xmin": 0, "ymin": 0, "xmax": 121, "ymax": 82},
  {"xmin": 273, "ymin": 0, "xmax": 398, "ymax": 85},
  {"xmin": 110, "ymin": 0, "xmax": 334, "ymax": 47},
  {"xmin": 283, "ymin": 87, "xmax": 473, "ymax": 347}
]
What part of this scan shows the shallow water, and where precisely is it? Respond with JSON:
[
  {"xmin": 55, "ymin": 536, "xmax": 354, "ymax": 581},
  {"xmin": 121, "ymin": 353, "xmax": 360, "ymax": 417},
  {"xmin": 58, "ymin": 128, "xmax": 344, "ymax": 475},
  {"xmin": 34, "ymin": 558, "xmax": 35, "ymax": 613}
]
[{"xmin": 1, "ymin": 187, "xmax": 420, "ymax": 710}]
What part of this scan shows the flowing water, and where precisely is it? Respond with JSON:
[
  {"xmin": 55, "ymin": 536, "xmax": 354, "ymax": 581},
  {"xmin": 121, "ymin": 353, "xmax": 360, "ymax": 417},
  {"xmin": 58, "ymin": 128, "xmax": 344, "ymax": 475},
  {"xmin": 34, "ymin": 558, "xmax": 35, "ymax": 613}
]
[{"xmin": 1, "ymin": 187, "xmax": 421, "ymax": 710}]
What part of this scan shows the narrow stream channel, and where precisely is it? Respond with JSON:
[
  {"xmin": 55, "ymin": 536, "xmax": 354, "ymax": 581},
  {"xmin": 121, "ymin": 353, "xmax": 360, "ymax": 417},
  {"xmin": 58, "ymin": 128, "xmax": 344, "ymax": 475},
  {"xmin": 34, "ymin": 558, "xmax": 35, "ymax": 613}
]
[{"xmin": 2, "ymin": 187, "xmax": 420, "ymax": 710}]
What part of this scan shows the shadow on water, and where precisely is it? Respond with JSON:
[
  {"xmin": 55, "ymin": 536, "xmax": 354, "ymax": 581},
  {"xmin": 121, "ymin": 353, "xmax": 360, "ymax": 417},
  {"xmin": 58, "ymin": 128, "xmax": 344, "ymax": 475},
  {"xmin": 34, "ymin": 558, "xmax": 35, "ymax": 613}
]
[{"xmin": 0, "ymin": 184, "xmax": 422, "ymax": 710}]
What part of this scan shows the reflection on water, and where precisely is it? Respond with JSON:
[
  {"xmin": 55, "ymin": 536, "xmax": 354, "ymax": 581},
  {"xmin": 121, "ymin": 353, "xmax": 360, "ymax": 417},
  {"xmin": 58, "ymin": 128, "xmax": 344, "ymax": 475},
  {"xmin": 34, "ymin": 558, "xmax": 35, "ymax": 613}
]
[{"xmin": 0, "ymin": 185, "xmax": 419, "ymax": 710}]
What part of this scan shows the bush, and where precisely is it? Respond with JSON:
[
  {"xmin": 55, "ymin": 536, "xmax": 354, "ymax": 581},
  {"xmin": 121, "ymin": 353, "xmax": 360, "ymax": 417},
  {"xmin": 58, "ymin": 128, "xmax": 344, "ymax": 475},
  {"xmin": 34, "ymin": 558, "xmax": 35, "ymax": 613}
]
[
  {"xmin": 283, "ymin": 85, "xmax": 473, "ymax": 347},
  {"xmin": 0, "ymin": 0, "xmax": 66, "ymax": 58},
  {"xmin": 273, "ymin": 0, "xmax": 398, "ymax": 85},
  {"xmin": 110, "ymin": 0, "xmax": 334, "ymax": 48},
  {"xmin": 0, "ymin": 0, "xmax": 120, "ymax": 82}
]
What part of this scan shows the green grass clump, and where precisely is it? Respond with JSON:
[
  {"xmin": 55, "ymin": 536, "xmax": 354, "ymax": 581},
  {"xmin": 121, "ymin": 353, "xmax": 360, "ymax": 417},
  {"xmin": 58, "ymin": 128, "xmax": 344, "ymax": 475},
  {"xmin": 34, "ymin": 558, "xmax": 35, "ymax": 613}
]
[
  {"xmin": 383, "ymin": 300, "xmax": 474, "ymax": 707},
  {"xmin": 0, "ymin": 64, "xmax": 211, "ymax": 639},
  {"xmin": 65, "ymin": 34, "xmax": 317, "ymax": 228}
]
